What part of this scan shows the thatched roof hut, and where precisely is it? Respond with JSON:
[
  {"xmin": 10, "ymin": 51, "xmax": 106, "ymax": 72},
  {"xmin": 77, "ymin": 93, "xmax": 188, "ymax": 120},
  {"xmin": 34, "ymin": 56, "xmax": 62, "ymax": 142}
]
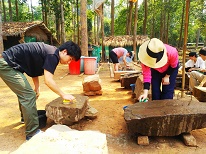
[
  {"xmin": 103, "ymin": 35, "xmax": 149, "ymax": 47},
  {"xmin": 2, "ymin": 21, "xmax": 59, "ymax": 50}
]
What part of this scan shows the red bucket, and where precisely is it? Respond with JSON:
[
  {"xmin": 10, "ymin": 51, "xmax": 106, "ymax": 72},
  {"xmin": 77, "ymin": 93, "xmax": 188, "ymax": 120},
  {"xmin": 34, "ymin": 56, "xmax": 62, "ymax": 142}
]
[{"xmin": 69, "ymin": 60, "xmax": 80, "ymax": 75}]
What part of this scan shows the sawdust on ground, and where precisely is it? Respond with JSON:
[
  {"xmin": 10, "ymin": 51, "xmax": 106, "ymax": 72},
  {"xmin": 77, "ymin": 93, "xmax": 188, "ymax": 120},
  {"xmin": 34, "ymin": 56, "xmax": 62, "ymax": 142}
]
[{"xmin": 1, "ymin": 63, "xmax": 206, "ymax": 154}]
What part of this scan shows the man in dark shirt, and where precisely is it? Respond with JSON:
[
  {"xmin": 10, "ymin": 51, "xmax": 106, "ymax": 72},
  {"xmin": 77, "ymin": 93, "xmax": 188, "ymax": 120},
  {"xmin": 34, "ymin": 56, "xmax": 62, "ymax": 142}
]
[{"xmin": 0, "ymin": 41, "xmax": 81, "ymax": 140}]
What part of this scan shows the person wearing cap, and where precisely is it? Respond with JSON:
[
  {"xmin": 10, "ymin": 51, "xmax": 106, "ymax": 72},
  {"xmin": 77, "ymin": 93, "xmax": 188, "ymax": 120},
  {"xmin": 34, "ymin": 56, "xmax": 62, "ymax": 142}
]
[
  {"xmin": 187, "ymin": 47, "xmax": 206, "ymax": 95},
  {"xmin": 138, "ymin": 38, "xmax": 179, "ymax": 101},
  {"xmin": 178, "ymin": 52, "xmax": 205, "ymax": 73},
  {"xmin": 109, "ymin": 47, "xmax": 133, "ymax": 71},
  {"xmin": 0, "ymin": 41, "xmax": 81, "ymax": 140}
]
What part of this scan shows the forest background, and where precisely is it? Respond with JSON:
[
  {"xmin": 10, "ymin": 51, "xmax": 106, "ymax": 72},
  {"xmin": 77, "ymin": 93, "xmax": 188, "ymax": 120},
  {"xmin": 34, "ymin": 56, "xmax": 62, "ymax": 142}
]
[{"xmin": 0, "ymin": 0, "xmax": 206, "ymax": 59}]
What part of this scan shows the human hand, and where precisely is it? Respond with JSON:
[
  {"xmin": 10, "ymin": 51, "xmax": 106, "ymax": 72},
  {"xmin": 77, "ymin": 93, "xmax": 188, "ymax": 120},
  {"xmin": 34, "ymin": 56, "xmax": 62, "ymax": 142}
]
[
  {"xmin": 162, "ymin": 76, "xmax": 170, "ymax": 85},
  {"xmin": 63, "ymin": 94, "xmax": 75, "ymax": 102},
  {"xmin": 138, "ymin": 94, "xmax": 148, "ymax": 102},
  {"xmin": 34, "ymin": 88, "xmax": 40, "ymax": 99}
]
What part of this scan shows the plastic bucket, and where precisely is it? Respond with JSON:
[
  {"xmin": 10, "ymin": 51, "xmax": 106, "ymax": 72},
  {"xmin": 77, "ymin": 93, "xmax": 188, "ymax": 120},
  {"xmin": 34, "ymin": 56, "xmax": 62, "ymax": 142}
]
[
  {"xmin": 84, "ymin": 57, "xmax": 97, "ymax": 75},
  {"xmin": 38, "ymin": 110, "xmax": 47, "ymax": 129},
  {"xmin": 69, "ymin": 59, "xmax": 80, "ymax": 75},
  {"xmin": 80, "ymin": 56, "xmax": 84, "ymax": 73}
]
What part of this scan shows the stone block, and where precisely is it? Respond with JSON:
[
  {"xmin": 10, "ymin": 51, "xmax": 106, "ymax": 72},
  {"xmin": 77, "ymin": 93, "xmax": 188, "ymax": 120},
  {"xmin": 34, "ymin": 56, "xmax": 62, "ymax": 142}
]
[
  {"xmin": 182, "ymin": 133, "xmax": 197, "ymax": 147},
  {"xmin": 120, "ymin": 73, "xmax": 140, "ymax": 89},
  {"xmin": 82, "ymin": 74, "xmax": 102, "ymax": 96},
  {"xmin": 134, "ymin": 75, "xmax": 152, "ymax": 100},
  {"xmin": 193, "ymin": 86, "xmax": 206, "ymax": 102},
  {"xmin": 137, "ymin": 136, "xmax": 149, "ymax": 145},
  {"xmin": 45, "ymin": 94, "xmax": 89, "ymax": 125},
  {"xmin": 124, "ymin": 99, "xmax": 206, "ymax": 136}
]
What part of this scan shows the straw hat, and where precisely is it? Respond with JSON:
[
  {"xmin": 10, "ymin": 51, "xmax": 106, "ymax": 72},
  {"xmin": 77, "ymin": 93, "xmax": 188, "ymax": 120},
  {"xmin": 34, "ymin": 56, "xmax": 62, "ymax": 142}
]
[{"xmin": 138, "ymin": 38, "xmax": 167, "ymax": 68}]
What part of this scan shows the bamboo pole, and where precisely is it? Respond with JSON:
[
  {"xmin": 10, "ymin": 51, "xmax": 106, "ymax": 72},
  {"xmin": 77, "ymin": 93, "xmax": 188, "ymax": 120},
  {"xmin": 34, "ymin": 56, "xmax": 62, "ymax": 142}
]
[{"xmin": 181, "ymin": 0, "xmax": 190, "ymax": 97}]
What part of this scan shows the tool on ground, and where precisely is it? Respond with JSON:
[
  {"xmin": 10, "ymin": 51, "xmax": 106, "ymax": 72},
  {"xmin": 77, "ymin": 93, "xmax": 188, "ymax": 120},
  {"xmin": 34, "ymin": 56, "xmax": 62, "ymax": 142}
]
[{"xmin": 59, "ymin": 72, "xmax": 69, "ymax": 79}]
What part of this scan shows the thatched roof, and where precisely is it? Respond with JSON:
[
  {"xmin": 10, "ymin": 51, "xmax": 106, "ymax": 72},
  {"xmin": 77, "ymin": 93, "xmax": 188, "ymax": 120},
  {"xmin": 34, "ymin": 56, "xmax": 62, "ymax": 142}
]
[
  {"xmin": 2, "ymin": 21, "xmax": 59, "ymax": 45},
  {"xmin": 103, "ymin": 35, "xmax": 149, "ymax": 47}
]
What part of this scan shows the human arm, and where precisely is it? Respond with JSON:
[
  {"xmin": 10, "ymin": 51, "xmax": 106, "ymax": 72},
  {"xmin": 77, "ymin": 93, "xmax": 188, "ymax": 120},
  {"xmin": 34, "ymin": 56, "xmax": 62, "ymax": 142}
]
[
  {"xmin": 44, "ymin": 69, "xmax": 75, "ymax": 101},
  {"xmin": 32, "ymin": 77, "xmax": 40, "ymax": 99}
]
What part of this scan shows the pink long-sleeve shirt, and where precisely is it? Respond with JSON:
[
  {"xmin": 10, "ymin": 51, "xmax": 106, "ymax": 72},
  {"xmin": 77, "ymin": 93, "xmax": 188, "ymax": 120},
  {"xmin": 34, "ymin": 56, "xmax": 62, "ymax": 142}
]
[{"xmin": 141, "ymin": 44, "xmax": 179, "ymax": 83}]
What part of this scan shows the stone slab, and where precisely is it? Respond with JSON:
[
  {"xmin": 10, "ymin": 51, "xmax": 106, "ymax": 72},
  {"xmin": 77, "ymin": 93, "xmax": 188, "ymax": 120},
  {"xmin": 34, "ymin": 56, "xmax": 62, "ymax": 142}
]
[
  {"xmin": 45, "ymin": 94, "xmax": 89, "ymax": 125},
  {"xmin": 193, "ymin": 86, "xmax": 206, "ymax": 102},
  {"xmin": 120, "ymin": 74, "xmax": 139, "ymax": 89},
  {"xmin": 124, "ymin": 99, "xmax": 206, "ymax": 136}
]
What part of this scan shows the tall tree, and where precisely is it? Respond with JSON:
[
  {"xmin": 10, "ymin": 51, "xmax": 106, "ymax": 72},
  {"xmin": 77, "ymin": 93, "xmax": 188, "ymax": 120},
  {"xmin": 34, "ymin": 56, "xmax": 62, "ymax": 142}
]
[
  {"xmin": 80, "ymin": 0, "xmax": 88, "ymax": 56},
  {"xmin": 133, "ymin": 0, "xmax": 138, "ymax": 62},
  {"xmin": 8, "ymin": 0, "xmax": 13, "ymax": 21},
  {"xmin": 60, "ymin": 0, "xmax": 66, "ymax": 43},
  {"xmin": 2, "ymin": 0, "xmax": 6, "ymax": 22},
  {"xmin": 143, "ymin": 0, "xmax": 147, "ymax": 35},
  {"xmin": 126, "ymin": 1, "xmax": 133, "ymax": 35},
  {"xmin": 111, "ymin": 0, "xmax": 114, "ymax": 36},
  {"xmin": 0, "ymin": 0, "xmax": 4, "ymax": 53}
]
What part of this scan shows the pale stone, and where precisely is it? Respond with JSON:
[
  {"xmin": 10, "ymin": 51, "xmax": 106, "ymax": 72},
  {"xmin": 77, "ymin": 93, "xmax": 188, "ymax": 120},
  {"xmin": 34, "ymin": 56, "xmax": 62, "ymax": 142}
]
[{"xmin": 12, "ymin": 125, "xmax": 108, "ymax": 154}]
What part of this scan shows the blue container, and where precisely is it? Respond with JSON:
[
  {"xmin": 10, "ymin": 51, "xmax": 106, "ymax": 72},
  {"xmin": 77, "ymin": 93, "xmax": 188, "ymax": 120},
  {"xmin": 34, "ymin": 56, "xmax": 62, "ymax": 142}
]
[{"xmin": 130, "ymin": 84, "xmax": 136, "ymax": 93}]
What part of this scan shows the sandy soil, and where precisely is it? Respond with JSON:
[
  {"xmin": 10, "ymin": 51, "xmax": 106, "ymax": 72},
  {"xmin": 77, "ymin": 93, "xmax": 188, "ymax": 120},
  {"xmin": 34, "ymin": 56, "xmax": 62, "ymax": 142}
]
[{"xmin": 1, "ymin": 63, "xmax": 206, "ymax": 154}]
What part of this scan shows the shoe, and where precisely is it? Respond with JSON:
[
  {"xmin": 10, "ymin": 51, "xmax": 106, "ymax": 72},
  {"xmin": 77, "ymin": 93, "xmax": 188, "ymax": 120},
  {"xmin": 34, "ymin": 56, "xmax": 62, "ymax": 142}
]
[
  {"xmin": 20, "ymin": 117, "xmax": 24, "ymax": 124},
  {"xmin": 26, "ymin": 129, "xmax": 42, "ymax": 141},
  {"xmin": 185, "ymin": 91, "xmax": 193, "ymax": 95}
]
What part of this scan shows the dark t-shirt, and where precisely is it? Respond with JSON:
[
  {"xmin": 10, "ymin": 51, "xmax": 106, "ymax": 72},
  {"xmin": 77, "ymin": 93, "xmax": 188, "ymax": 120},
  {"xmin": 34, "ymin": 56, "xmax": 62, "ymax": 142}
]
[{"xmin": 2, "ymin": 42, "xmax": 59, "ymax": 77}]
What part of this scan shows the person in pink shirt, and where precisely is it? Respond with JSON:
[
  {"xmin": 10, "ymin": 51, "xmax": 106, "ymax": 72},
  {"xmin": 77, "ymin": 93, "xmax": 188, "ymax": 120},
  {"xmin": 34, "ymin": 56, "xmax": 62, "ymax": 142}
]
[
  {"xmin": 138, "ymin": 38, "xmax": 179, "ymax": 101},
  {"xmin": 109, "ymin": 47, "xmax": 133, "ymax": 71}
]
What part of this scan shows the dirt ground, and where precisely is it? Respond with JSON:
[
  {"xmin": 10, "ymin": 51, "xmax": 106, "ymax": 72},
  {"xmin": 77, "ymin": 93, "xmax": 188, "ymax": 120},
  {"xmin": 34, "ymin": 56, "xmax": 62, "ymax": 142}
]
[{"xmin": 1, "ymin": 62, "xmax": 206, "ymax": 154}]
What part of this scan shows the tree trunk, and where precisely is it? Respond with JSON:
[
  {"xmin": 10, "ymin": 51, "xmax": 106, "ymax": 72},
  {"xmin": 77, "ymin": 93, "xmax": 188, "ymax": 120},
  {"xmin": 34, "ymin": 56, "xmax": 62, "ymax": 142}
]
[
  {"xmin": 2, "ymin": 0, "xmax": 6, "ymax": 22},
  {"xmin": 143, "ymin": 0, "xmax": 147, "ymax": 35},
  {"xmin": 133, "ymin": 1, "xmax": 138, "ymax": 62},
  {"xmin": 15, "ymin": 0, "xmax": 19, "ymax": 21},
  {"xmin": 41, "ymin": 0, "xmax": 45, "ymax": 23},
  {"xmin": 76, "ymin": 0, "xmax": 80, "ymax": 46},
  {"xmin": 195, "ymin": 29, "xmax": 200, "ymax": 49},
  {"xmin": 178, "ymin": 0, "xmax": 185, "ymax": 48},
  {"xmin": 127, "ymin": 1, "xmax": 133, "ymax": 35},
  {"xmin": 60, "ymin": 0, "xmax": 66, "ymax": 43},
  {"xmin": 0, "ymin": 1, "xmax": 4, "ymax": 53},
  {"xmin": 111, "ymin": 0, "xmax": 114, "ymax": 36},
  {"xmin": 8, "ymin": 0, "xmax": 12, "ymax": 21},
  {"xmin": 101, "ymin": 4, "xmax": 105, "ymax": 62},
  {"xmin": 80, "ymin": 0, "xmax": 88, "ymax": 56},
  {"xmin": 30, "ymin": 0, "xmax": 34, "ymax": 21}
]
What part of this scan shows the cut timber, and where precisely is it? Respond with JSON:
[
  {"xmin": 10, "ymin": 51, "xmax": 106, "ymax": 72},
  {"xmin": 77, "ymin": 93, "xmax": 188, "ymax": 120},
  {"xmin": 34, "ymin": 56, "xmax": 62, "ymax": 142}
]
[
  {"xmin": 124, "ymin": 99, "xmax": 206, "ymax": 136},
  {"xmin": 193, "ymin": 86, "xmax": 206, "ymax": 102}
]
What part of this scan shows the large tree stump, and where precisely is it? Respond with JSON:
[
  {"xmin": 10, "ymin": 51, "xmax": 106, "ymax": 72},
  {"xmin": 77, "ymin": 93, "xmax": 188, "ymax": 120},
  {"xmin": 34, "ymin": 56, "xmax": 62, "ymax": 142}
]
[
  {"xmin": 45, "ymin": 95, "xmax": 89, "ymax": 125},
  {"xmin": 124, "ymin": 99, "xmax": 206, "ymax": 136}
]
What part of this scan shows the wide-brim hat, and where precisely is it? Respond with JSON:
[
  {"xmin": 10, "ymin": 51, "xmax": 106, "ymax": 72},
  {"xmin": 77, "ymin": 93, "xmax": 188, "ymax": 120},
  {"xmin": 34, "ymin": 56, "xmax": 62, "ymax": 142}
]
[{"xmin": 138, "ymin": 38, "xmax": 167, "ymax": 68}]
